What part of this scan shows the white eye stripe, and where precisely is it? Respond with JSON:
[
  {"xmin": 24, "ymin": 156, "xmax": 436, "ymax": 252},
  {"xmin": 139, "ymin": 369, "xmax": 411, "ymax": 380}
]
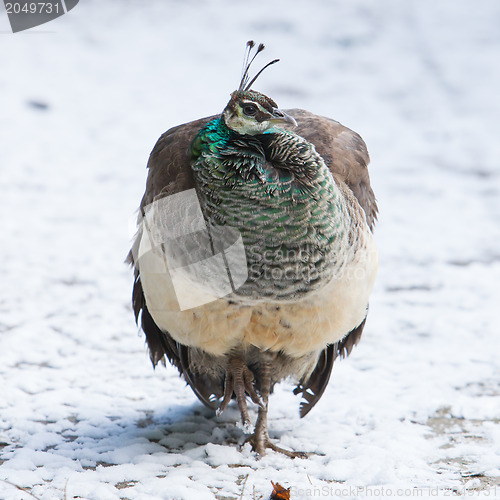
[{"xmin": 241, "ymin": 101, "xmax": 265, "ymax": 111}]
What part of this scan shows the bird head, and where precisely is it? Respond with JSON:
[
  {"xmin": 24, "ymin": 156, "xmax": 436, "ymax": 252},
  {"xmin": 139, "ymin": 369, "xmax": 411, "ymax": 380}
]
[
  {"xmin": 222, "ymin": 41, "xmax": 297, "ymax": 136},
  {"xmin": 223, "ymin": 89, "xmax": 297, "ymax": 135}
]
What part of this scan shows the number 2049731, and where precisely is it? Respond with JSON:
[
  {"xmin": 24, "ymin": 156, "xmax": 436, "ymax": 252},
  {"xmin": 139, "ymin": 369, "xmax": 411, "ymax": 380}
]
[{"xmin": 5, "ymin": 2, "xmax": 60, "ymax": 14}]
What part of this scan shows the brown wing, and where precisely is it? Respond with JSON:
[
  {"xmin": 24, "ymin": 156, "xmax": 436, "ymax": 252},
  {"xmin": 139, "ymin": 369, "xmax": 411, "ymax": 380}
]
[
  {"xmin": 128, "ymin": 115, "xmax": 223, "ymax": 410},
  {"xmin": 139, "ymin": 115, "xmax": 217, "ymax": 208}
]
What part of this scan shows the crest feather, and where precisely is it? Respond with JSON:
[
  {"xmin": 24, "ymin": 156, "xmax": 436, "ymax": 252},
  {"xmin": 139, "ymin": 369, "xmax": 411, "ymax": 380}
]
[{"xmin": 238, "ymin": 41, "xmax": 279, "ymax": 91}]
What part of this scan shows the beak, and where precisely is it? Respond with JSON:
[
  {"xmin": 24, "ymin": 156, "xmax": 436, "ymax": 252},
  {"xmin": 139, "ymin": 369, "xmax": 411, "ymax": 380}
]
[{"xmin": 270, "ymin": 108, "xmax": 297, "ymax": 127}]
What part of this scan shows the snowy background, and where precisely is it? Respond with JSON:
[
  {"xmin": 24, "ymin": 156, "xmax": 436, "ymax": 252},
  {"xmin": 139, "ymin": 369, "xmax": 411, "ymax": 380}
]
[{"xmin": 1, "ymin": 0, "xmax": 499, "ymax": 498}]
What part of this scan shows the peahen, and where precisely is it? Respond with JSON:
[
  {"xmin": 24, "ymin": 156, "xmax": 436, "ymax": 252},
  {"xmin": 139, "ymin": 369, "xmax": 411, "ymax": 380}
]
[{"xmin": 128, "ymin": 42, "xmax": 378, "ymax": 457}]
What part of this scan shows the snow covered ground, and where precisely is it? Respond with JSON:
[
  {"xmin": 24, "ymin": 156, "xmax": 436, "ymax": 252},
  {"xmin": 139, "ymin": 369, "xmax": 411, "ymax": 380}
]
[{"xmin": 1, "ymin": 0, "xmax": 499, "ymax": 498}]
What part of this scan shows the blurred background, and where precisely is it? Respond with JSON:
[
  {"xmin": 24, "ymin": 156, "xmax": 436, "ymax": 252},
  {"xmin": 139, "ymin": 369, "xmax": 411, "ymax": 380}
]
[{"xmin": 1, "ymin": 0, "xmax": 499, "ymax": 497}]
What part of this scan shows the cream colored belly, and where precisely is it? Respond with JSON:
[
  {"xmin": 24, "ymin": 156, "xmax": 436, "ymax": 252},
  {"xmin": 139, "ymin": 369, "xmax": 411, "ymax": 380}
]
[{"xmin": 138, "ymin": 231, "xmax": 378, "ymax": 358}]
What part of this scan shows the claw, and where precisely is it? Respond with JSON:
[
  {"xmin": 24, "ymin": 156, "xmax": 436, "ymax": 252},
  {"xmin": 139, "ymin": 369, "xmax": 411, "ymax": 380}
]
[
  {"xmin": 245, "ymin": 433, "xmax": 312, "ymax": 459},
  {"xmin": 243, "ymin": 366, "xmax": 265, "ymax": 409}
]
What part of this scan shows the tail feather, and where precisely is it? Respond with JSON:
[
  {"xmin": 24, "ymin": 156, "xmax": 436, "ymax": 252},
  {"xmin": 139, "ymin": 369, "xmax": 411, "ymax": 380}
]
[{"xmin": 295, "ymin": 317, "xmax": 367, "ymax": 417}]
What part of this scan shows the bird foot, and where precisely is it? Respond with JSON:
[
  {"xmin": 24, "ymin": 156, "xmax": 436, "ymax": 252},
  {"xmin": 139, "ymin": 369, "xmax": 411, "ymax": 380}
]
[
  {"xmin": 216, "ymin": 357, "xmax": 264, "ymax": 428},
  {"xmin": 244, "ymin": 432, "xmax": 311, "ymax": 459}
]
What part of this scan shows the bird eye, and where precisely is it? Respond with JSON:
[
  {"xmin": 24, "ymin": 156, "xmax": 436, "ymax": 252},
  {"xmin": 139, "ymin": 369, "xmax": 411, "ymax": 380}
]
[{"xmin": 242, "ymin": 104, "xmax": 258, "ymax": 116}]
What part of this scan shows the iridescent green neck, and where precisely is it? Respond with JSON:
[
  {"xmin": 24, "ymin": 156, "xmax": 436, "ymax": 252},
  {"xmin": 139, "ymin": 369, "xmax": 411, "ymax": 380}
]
[
  {"xmin": 191, "ymin": 118, "xmax": 234, "ymax": 161},
  {"xmin": 191, "ymin": 117, "xmax": 269, "ymax": 187}
]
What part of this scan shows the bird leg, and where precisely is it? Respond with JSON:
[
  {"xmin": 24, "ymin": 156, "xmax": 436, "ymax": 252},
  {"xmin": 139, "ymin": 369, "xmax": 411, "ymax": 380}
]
[
  {"xmin": 217, "ymin": 355, "xmax": 264, "ymax": 429},
  {"xmin": 245, "ymin": 353, "xmax": 310, "ymax": 459}
]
